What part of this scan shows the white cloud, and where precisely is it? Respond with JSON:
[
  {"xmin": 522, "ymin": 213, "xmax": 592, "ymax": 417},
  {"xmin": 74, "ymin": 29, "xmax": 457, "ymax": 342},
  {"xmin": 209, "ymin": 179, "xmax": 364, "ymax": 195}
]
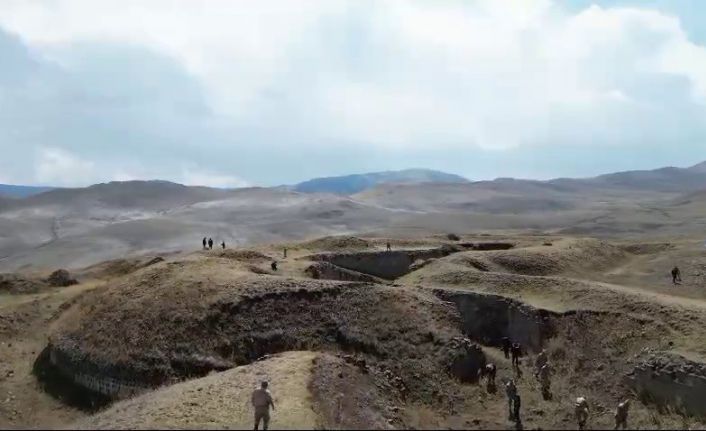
[
  {"xmin": 33, "ymin": 148, "xmax": 248, "ymax": 188},
  {"xmin": 1, "ymin": 0, "xmax": 706, "ymax": 185},
  {"xmin": 35, "ymin": 147, "xmax": 96, "ymax": 186},
  {"xmin": 178, "ymin": 168, "xmax": 250, "ymax": 188}
]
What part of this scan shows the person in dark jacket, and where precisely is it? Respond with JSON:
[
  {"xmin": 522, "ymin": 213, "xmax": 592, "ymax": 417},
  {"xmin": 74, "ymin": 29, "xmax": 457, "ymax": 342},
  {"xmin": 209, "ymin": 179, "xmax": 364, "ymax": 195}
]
[{"xmin": 671, "ymin": 266, "xmax": 682, "ymax": 284}]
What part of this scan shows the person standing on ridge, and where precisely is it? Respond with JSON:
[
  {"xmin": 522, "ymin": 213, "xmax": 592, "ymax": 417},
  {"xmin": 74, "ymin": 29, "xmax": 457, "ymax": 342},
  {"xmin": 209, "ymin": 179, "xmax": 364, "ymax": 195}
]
[
  {"xmin": 221, "ymin": 240, "xmax": 226, "ymax": 249},
  {"xmin": 202, "ymin": 237, "xmax": 207, "ymax": 250},
  {"xmin": 208, "ymin": 238, "xmax": 213, "ymax": 250}
]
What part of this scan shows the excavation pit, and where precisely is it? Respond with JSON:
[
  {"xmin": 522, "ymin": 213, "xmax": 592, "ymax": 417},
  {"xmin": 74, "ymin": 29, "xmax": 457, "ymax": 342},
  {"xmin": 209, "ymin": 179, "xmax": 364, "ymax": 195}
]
[
  {"xmin": 37, "ymin": 262, "xmax": 485, "ymax": 409},
  {"xmin": 307, "ymin": 246, "xmax": 460, "ymax": 280}
]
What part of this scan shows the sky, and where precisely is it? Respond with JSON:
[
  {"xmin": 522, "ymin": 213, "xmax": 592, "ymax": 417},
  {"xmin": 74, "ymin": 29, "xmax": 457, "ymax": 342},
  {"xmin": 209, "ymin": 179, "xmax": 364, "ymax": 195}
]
[{"xmin": 1, "ymin": 0, "xmax": 706, "ymax": 187}]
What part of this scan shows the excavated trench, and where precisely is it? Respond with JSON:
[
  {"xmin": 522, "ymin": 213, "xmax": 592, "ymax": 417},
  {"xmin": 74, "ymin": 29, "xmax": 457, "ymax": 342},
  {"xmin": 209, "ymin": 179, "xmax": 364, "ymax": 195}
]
[
  {"xmin": 35, "ymin": 283, "xmax": 486, "ymax": 410},
  {"xmin": 459, "ymin": 242, "xmax": 515, "ymax": 251},
  {"xmin": 308, "ymin": 247, "xmax": 459, "ymax": 280},
  {"xmin": 307, "ymin": 244, "xmax": 515, "ymax": 282},
  {"xmin": 305, "ymin": 261, "xmax": 387, "ymax": 283},
  {"xmin": 433, "ymin": 289, "xmax": 557, "ymax": 353},
  {"xmin": 436, "ymin": 288, "xmax": 706, "ymax": 419}
]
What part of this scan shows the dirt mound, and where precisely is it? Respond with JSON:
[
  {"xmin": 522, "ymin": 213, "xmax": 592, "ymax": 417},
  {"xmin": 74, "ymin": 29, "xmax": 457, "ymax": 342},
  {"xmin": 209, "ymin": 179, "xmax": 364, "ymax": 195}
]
[
  {"xmin": 0, "ymin": 273, "xmax": 46, "ymax": 294},
  {"xmin": 42, "ymin": 258, "xmax": 482, "ymax": 410},
  {"xmin": 444, "ymin": 239, "xmax": 627, "ymax": 277},
  {"xmin": 302, "ymin": 235, "xmax": 370, "ymax": 251},
  {"xmin": 78, "ymin": 256, "xmax": 164, "ymax": 279},
  {"xmin": 47, "ymin": 269, "xmax": 78, "ymax": 287},
  {"xmin": 209, "ymin": 248, "xmax": 271, "ymax": 262},
  {"xmin": 620, "ymin": 242, "xmax": 675, "ymax": 255}
]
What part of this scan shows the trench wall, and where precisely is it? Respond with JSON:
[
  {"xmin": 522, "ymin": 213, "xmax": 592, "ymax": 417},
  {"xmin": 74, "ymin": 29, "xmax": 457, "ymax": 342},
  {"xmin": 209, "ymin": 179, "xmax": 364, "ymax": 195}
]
[
  {"xmin": 311, "ymin": 248, "xmax": 451, "ymax": 280},
  {"xmin": 47, "ymin": 343, "xmax": 148, "ymax": 399},
  {"xmin": 435, "ymin": 289, "xmax": 556, "ymax": 353},
  {"xmin": 459, "ymin": 242, "xmax": 515, "ymax": 251},
  {"xmin": 305, "ymin": 262, "xmax": 385, "ymax": 283},
  {"xmin": 627, "ymin": 355, "xmax": 706, "ymax": 418}
]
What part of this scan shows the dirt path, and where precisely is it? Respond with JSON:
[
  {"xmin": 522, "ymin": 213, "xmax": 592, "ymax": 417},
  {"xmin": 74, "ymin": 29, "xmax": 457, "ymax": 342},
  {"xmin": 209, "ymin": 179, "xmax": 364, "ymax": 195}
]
[
  {"xmin": 0, "ymin": 281, "xmax": 103, "ymax": 428},
  {"xmin": 74, "ymin": 351, "xmax": 322, "ymax": 429}
]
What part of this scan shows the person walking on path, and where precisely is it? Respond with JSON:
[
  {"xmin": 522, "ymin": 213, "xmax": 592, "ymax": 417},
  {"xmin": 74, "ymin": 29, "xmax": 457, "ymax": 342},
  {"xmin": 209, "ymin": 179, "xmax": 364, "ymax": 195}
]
[
  {"xmin": 252, "ymin": 381, "xmax": 275, "ymax": 430},
  {"xmin": 505, "ymin": 379, "xmax": 517, "ymax": 420}
]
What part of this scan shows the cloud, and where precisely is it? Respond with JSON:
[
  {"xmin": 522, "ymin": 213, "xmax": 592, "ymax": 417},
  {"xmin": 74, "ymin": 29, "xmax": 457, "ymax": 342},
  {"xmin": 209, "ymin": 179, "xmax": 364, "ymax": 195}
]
[
  {"xmin": 0, "ymin": 0, "xmax": 706, "ymax": 185},
  {"xmin": 35, "ymin": 147, "xmax": 96, "ymax": 186},
  {"xmin": 178, "ymin": 168, "xmax": 250, "ymax": 188}
]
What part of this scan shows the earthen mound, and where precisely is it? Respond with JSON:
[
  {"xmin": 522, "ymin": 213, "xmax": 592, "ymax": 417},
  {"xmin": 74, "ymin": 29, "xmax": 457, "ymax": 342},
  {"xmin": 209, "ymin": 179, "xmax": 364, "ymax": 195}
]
[
  {"xmin": 210, "ymin": 249, "xmax": 270, "ymax": 262},
  {"xmin": 78, "ymin": 256, "xmax": 165, "ymax": 279},
  {"xmin": 42, "ymin": 259, "xmax": 482, "ymax": 408},
  {"xmin": 0, "ymin": 273, "xmax": 46, "ymax": 294},
  {"xmin": 73, "ymin": 351, "xmax": 397, "ymax": 430},
  {"xmin": 302, "ymin": 235, "xmax": 370, "ymax": 251},
  {"xmin": 620, "ymin": 242, "xmax": 675, "ymax": 255},
  {"xmin": 47, "ymin": 269, "xmax": 78, "ymax": 287},
  {"xmin": 446, "ymin": 239, "xmax": 627, "ymax": 277}
]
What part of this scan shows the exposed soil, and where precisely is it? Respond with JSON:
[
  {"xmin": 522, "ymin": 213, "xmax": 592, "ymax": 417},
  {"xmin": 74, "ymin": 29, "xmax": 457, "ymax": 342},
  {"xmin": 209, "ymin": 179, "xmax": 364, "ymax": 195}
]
[{"xmin": 3, "ymin": 233, "xmax": 706, "ymax": 429}]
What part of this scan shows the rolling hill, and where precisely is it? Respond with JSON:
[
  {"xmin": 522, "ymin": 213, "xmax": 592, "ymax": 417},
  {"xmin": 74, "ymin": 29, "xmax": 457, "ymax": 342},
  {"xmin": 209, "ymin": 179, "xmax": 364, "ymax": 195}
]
[{"xmin": 1, "ymin": 162, "xmax": 706, "ymax": 270}]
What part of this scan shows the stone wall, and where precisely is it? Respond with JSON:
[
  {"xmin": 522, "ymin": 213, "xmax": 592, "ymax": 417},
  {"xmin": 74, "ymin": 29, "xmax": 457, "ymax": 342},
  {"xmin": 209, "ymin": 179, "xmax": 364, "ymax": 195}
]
[{"xmin": 626, "ymin": 353, "xmax": 706, "ymax": 418}]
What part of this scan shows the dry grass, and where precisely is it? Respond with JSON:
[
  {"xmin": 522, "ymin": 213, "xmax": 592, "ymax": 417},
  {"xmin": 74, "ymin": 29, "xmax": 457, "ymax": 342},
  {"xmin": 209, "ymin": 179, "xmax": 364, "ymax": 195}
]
[
  {"xmin": 73, "ymin": 351, "xmax": 322, "ymax": 430},
  {"xmin": 5, "ymin": 233, "xmax": 706, "ymax": 429}
]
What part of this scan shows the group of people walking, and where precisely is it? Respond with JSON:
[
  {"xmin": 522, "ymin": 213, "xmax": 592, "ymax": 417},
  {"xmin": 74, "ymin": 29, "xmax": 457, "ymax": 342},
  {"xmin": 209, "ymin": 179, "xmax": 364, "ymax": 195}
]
[
  {"xmin": 481, "ymin": 340, "xmax": 632, "ymax": 430},
  {"xmin": 202, "ymin": 237, "xmax": 225, "ymax": 250}
]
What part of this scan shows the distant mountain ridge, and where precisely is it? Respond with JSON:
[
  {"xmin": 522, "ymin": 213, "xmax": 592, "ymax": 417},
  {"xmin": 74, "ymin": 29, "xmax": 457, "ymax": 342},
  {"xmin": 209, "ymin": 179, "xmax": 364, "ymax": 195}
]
[
  {"xmin": 293, "ymin": 168, "xmax": 469, "ymax": 195},
  {"xmin": 0, "ymin": 184, "xmax": 54, "ymax": 198},
  {"xmin": 1, "ymin": 161, "xmax": 706, "ymax": 271},
  {"xmin": 1, "ymin": 160, "xmax": 705, "ymax": 199},
  {"xmin": 688, "ymin": 161, "xmax": 706, "ymax": 173}
]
